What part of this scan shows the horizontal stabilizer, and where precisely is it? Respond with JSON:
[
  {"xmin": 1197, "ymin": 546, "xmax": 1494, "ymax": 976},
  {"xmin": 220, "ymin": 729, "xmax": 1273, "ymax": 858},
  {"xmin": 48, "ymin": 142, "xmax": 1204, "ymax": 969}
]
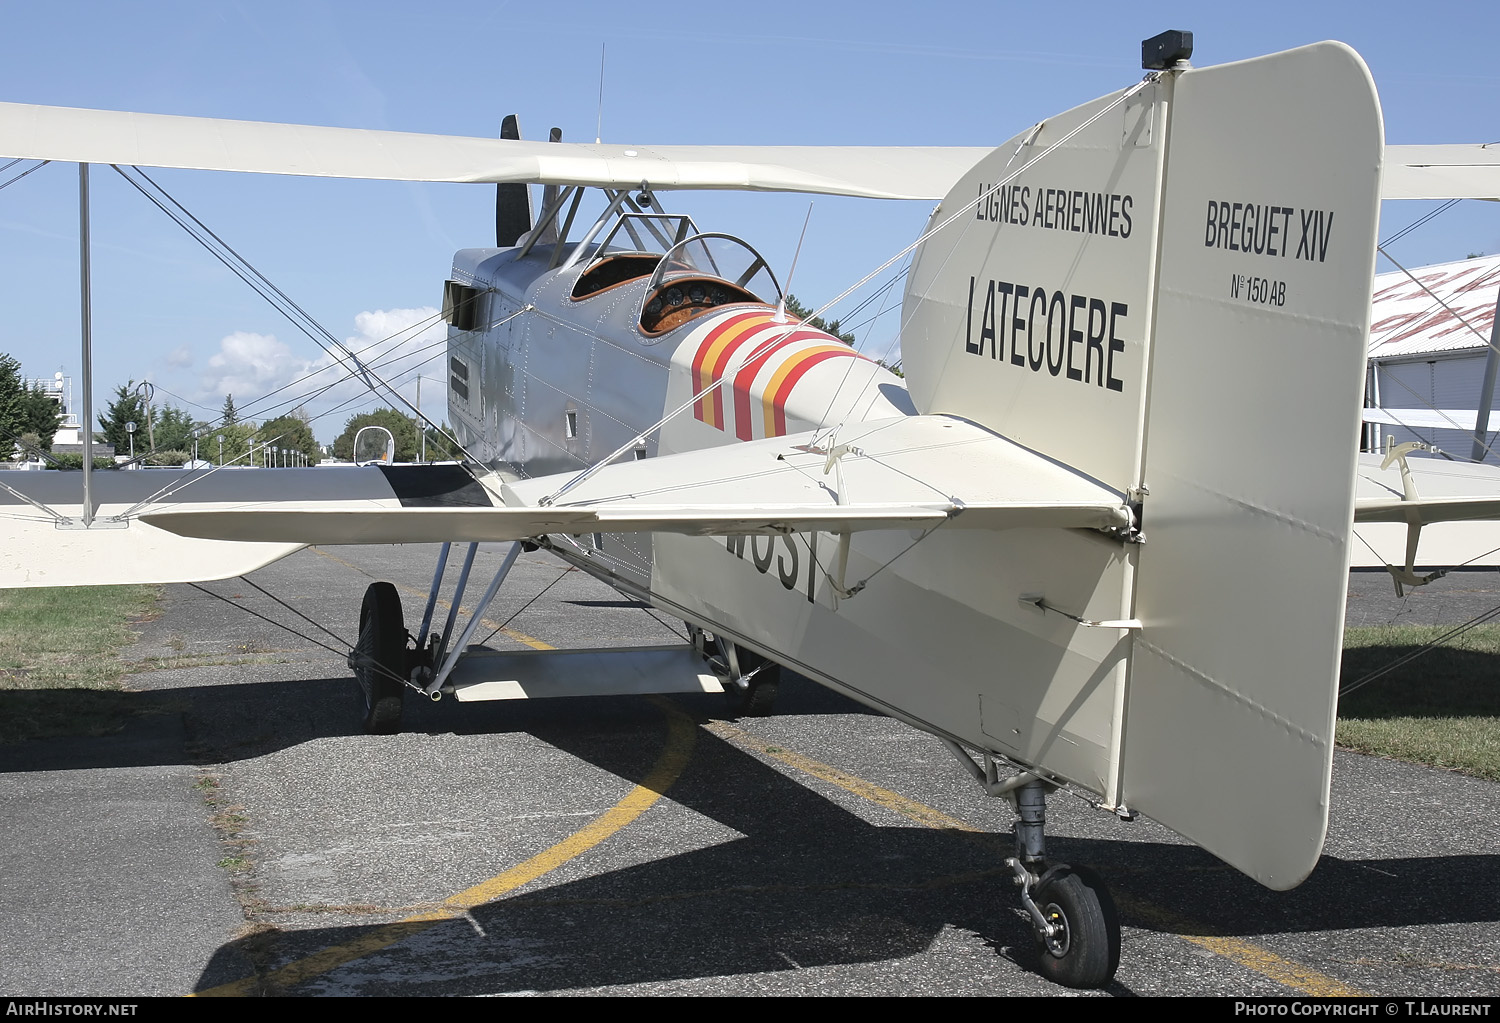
[
  {"xmin": 143, "ymin": 503, "xmax": 954, "ymax": 543},
  {"xmin": 0, "ymin": 101, "xmax": 988, "ymax": 200},
  {"xmin": 142, "ymin": 417, "xmax": 1132, "ymax": 545},
  {"xmin": 0, "ymin": 463, "xmax": 490, "ymax": 588}
]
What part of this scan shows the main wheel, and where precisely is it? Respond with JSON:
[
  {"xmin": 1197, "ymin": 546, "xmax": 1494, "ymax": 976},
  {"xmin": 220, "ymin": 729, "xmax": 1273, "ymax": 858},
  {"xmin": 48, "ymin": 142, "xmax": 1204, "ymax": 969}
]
[
  {"xmin": 353, "ymin": 581, "xmax": 407, "ymax": 734},
  {"xmin": 1031, "ymin": 864, "xmax": 1121, "ymax": 988}
]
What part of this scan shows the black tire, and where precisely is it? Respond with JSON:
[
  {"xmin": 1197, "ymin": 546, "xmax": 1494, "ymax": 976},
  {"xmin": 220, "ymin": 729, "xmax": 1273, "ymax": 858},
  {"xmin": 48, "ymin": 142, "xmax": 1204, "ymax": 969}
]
[
  {"xmin": 724, "ymin": 656, "xmax": 780, "ymax": 718},
  {"xmin": 353, "ymin": 581, "xmax": 406, "ymax": 734},
  {"xmin": 1031, "ymin": 864, "xmax": 1121, "ymax": 989}
]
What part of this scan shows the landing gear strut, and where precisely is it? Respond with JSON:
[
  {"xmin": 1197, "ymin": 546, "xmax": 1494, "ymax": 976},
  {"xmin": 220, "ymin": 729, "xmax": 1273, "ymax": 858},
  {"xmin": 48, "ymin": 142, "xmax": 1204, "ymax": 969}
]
[
  {"xmin": 942, "ymin": 744, "xmax": 1121, "ymax": 988},
  {"xmin": 689, "ymin": 625, "xmax": 780, "ymax": 717},
  {"xmin": 1005, "ymin": 776, "xmax": 1121, "ymax": 988}
]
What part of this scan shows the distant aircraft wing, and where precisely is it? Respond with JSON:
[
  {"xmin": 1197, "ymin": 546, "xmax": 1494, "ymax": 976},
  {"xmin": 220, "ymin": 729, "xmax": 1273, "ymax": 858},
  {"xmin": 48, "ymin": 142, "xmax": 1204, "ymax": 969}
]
[
  {"xmin": 141, "ymin": 417, "xmax": 1133, "ymax": 545},
  {"xmin": 1353, "ymin": 453, "xmax": 1500, "ymax": 525},
  {"xmin": 1352, "ymin": 454, "xmax": 1500, "ymax": 568},
  {"xmin": 1361, "ymin": 407, "xmax": 1483, "ymax": 432},
  {"xmin": 0, "ymin": 100, "xmax": 989, "ymax": 200},
  {"xmin": 1382, "ymin": 144, "xmax": 1500, "ymax": 200}
]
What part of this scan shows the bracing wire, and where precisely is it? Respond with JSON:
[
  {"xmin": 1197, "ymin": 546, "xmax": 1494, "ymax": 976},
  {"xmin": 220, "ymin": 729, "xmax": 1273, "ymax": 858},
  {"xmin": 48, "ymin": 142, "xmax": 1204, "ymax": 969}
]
[
  {"xmin": 109, "ymin": 164, "xmax": 491, "ymax": 472},
  {"xmin": 1340, "ymin": 597, "xmax": 1500, "ymax": 697},
  {"xmin": 542, "ymin": 74, "xmax": 1153, "ymax": 510}
]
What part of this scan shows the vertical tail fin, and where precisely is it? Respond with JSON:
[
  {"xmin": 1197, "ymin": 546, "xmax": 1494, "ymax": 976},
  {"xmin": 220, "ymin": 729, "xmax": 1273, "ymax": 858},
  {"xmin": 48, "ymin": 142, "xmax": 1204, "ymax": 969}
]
[
  {"xmin": 901, "ymin": 42, "xmax": 1383, "ymax": 887},
  {"xmin": 1124, "ymin": 42, "xmax": 1382, "ymax": 888}
]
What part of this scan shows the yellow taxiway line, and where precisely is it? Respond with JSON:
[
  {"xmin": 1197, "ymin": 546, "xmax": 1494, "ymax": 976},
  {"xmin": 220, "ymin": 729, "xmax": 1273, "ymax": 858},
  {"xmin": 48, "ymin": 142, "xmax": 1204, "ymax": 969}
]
[
  {"xmin": 707, "ymin": 719, "xmax": 1368, "ymax": 998},
  {"xmin": 200, "ymin": 549, "xmax": 1364, "ymax": 997},
  {"xmin": 192, "ymin": 604, "xmax": 697, "ymax": 999}
]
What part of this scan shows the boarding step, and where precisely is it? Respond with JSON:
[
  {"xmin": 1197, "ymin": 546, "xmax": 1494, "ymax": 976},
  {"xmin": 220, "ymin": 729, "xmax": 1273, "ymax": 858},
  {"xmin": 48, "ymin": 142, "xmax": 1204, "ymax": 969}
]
[{"xmin": 446, "ymin": 644, "xmax": 725, "ymax": 702}]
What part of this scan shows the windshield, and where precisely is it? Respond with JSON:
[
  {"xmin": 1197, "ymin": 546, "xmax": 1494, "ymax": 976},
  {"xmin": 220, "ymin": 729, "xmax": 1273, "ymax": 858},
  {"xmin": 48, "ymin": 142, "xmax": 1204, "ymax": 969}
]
[{"xmin": 642, "ymin": 232, "xmax": 781, "ymax": 306}]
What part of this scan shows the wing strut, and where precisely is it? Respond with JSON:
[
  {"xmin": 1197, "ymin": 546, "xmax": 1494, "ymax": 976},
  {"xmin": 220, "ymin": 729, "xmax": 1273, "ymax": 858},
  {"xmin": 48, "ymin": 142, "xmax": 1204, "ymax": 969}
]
[{"xmin": 1379, "ymin": 440, "xmax": 1451, "ymax": 595}]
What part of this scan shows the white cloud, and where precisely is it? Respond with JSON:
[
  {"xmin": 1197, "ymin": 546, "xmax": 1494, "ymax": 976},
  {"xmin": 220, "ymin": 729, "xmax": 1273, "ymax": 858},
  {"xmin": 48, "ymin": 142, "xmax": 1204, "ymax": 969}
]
[
  {"xmin": 194, "ymin": 307, "xmax": 447, "ymax": 440},
  {"xmin": 165, "ymin": 345, "xmax": 193, "ymax": 368}
]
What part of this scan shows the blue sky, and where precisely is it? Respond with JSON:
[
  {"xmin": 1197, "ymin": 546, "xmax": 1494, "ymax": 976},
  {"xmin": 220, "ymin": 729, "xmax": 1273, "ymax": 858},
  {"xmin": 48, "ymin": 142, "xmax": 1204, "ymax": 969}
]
[{"xmin": 2, "ymin": 0, "xmax": 1498, "ymax": 442}]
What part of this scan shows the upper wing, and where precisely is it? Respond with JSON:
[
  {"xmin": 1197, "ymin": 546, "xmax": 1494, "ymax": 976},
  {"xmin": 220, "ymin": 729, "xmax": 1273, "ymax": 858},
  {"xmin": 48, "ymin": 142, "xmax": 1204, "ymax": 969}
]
[
  {"xmin": 6, "ymin": 101, "xmax": 1499, "ymax": 201},
  {"xmin": 1382, "ymin": 144, "xmax": 1500, "ymax": 200},
  {"xmin": 0, "ymin": 100, "xmax": 989, "ymax": 200},
  {"xmin": 141, "ymin": 417, "xmax": 1132, "ymax": 546}
]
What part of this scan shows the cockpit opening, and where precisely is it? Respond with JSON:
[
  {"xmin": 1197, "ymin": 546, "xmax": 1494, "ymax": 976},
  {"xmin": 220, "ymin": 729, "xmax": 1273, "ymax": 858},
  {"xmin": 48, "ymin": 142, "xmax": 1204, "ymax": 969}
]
[
  {"xmin": 637, "ymin": 232, "xmax": 781, "ymax": 335},
  {"xmin": 571, "ymin": 254, "xmax": 662, "ymax": 299},
  {"xmin": 529, "ymin": 193, "xmax": 784, "ymax": 335}
]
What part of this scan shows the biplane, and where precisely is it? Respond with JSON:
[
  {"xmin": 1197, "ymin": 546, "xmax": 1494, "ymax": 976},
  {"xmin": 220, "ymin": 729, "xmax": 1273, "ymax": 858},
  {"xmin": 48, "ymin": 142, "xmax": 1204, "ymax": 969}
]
[{"xmin": 3, "ymin": 32, "xmax": 1500, "ymax": 987}]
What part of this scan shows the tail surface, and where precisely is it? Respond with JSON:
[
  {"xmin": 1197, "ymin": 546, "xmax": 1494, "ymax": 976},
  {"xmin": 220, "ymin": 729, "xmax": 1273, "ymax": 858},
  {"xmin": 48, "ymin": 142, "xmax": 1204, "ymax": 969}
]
[{"xmin": 902, "ymin": 42, "xmax": 1383, "ymax": 887}]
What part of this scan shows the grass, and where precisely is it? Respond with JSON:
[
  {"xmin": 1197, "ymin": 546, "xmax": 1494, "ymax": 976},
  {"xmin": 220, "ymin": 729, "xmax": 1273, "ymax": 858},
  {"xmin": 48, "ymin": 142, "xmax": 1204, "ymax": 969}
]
[
  {"xmin": 0, "ymin": 584, "xmax": 160, "ymax": 744},
  {"xmin": 1339, "ymin": 624, "xmax": 1500, "ymax": 781}
]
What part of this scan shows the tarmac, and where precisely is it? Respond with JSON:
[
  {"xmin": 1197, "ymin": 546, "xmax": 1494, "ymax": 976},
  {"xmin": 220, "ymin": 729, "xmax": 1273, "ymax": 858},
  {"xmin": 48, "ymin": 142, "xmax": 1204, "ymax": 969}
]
[{"xmin": 0, "ymin": 546, "xmax": 1496, "ymax": 997}]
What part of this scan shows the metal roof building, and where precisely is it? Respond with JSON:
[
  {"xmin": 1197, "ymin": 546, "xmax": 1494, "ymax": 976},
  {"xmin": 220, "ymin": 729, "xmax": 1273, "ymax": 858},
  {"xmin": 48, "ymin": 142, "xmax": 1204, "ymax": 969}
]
[{"xmin": 1364, "ymin": 253, "xmax": 1500, "ymax": 464}]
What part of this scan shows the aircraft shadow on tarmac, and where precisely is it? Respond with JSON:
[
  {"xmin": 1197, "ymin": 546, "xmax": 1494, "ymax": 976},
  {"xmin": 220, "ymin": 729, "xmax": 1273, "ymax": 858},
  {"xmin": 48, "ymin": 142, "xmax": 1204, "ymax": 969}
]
[
  {"xmin": 173, "ymin": 679, "xmax": 1500, "ymax": 995},
  {"xmin": 0, "ymin": 651, "xmax": 882, "ymax": 773},
  {"xmin": 0, "ymin": 664, "xmax": 1489, "ymax": 994}
]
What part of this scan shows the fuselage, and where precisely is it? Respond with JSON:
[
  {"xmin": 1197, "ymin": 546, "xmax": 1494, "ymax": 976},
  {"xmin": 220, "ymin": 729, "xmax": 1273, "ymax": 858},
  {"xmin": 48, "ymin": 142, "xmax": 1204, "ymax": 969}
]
[{"xmin": 444, "ymin": 234, "xmax": 1132, "ymax": 808}]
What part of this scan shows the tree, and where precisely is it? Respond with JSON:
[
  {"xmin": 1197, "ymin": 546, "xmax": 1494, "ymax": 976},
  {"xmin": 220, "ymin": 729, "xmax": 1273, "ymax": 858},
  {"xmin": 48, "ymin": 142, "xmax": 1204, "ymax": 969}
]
[
  {"xmin": 211, "ymin": 421, "xmax": 257, "ymax": 465},
  {"xmin": 332, "ymin": 409, "xmax": 419, "ymax": 462},
  {"xmin": 0, "ymin": 356, "xmax": 24, "ymax": 447},
  {"xmin": 0, "ymin": 357, "xmax": 62, "ymax": 454},
  {"xmin": 221, "ymin": 393, "xmax": 239, "ymax": 427},
  {"xmin": 98, "ymin": 382, "xmax": 151, "ymax": 452},
  {"xmin": 257, "ymin": 415, "xmax": 321, "ymax": 465},
  {"xmin": 423, "ymin": 421, "xmax": 464, "ymax": 461},
  {"xmin": 783, "ymin": 294, "xmax": 856, "ymax": 346},
  {"xmin": 152, "ymin": 404, "xmax": 198, "ymax": 454},
  {"xmin": 17, "ymin": 382, "xmax": 61, "ymax": 449}
]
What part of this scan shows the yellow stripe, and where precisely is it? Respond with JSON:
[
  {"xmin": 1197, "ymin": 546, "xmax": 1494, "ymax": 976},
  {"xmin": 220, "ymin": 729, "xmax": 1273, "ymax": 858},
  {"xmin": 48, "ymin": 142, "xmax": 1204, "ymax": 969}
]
[
  {"xmin": 194, "ymin": 547, "xmax": 693, "ymax": 995},
  {"xmin": 1115, "ymin": 894, "xmax": 1367, "ymax": 997},
  {"xmin": 194, "ymin": 697, "xmax": 697, "ymax": 996},
  {"xmin": 759, "ymin": 344, "xmax": 852, "ymax": 438},
  {"xmin": 698, "ymin": 315, "xmax": 775, "ymax": 389},
  {"xmin": 708, "ymin": 720, "xmax": 983, "ymax": 835},
  {"xmin": 707, "ymin": 720, "xmax": 1366, "ymax": 997}
]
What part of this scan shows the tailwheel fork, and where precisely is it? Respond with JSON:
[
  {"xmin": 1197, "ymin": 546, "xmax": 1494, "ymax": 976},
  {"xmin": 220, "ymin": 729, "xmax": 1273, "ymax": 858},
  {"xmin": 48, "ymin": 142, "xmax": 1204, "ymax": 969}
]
[
  {"xmin": 688, "ymin": 625, "xmax": 781, "ymax": 717},
  {"xmin": 1004, "ymin": 777, "xmax": 1121, "ymax": 988}
]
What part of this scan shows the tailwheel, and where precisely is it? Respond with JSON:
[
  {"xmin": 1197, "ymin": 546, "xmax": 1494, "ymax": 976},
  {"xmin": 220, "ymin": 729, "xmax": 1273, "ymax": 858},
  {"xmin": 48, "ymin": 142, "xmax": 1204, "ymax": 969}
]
[
  {"xmin": 1031, "ymin": 864, "xmax": 1121, "ymax": 989},
  {"xmin": 723, "ymin": 649, "xmax": 780, "ymax": 718},
  {"xmin": 689, "ymin": 626, "xmax": 781, "ymax": 718},
  {"xmin": 728, "ymin": 659, "xmax": 780, "ymax": 717},
  {"xmin": 351, "ymin": 581, "xmax": 408, "ymax": 734}
]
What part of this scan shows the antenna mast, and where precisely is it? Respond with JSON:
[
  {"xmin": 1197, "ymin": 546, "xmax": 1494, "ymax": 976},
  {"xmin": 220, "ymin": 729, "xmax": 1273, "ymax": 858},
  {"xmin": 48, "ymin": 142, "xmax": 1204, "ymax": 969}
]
[{"xmin": 595, "ymin": 44, "xmax": 606, "ymax": 144}]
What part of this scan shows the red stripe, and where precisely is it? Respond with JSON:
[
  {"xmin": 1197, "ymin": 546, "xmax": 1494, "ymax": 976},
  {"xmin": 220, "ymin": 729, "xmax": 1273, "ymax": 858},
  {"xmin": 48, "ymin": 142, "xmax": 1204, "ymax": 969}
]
[
  {"xmin": 731, "ymin": 329, "xmax": 825, "ymax": 440},
  {"xmin": 770, "ymin": 349, "xmax": 861, "ymax": 436},
  {"xmin": 691, "ymin": 311, "xmax": 771, "ymax": 425},
  {"xmin": 708, "ymin": 322, "xmax": 780, "ymax": 428}
]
